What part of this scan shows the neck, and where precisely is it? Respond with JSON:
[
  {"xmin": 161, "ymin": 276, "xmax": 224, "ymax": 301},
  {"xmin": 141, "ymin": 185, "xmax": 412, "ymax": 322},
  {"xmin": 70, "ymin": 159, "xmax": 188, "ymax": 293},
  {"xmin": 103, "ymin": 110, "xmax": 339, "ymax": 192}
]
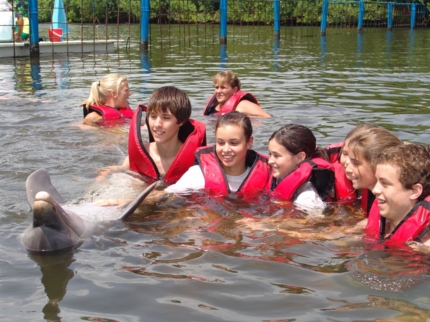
[
  {"xmin": 223, "ymin": 164, "xmax": 247, "ymax": 176},
  {"xmin": 153, "ymin": 138, "xmax": 183, "ymax": 159}
]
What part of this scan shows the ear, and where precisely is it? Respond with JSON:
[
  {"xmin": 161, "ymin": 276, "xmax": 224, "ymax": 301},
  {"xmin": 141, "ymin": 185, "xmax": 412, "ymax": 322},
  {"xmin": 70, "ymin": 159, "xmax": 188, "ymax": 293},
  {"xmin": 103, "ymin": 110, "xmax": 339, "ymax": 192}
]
[
  {"xmin": 410, "ymin": 183, "xmax": 423, "ymax": 201},
  {"xmin": 296, "ymin": 151, "xmax": 306, "ymax": 163},
  {"xmin": 246, "ymin": 136, "xmax": 254, "ymax": 149},
  {"xmin": 233, "ymin": 86, "xmax": 239, "ymax": 93}
]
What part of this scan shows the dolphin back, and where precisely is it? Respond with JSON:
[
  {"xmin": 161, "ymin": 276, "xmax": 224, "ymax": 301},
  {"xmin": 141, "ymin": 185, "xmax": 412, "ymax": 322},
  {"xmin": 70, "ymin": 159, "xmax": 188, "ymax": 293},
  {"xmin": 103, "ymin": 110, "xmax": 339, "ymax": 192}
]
[{"xmin": 26, "ymin": 169, "xmax": 65, "ymax": 208}]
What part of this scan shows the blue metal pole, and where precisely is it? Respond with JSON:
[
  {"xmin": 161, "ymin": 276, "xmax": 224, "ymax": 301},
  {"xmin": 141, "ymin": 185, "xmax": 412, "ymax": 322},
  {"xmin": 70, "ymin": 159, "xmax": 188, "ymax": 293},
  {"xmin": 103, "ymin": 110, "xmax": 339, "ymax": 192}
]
[
  {"xmin": 29, "ymin": 0, "xmax": 39, "ymax": 56},
  {"xmin": 220, "ymin": 0, "xmax": 227, "ymax": 44},
  {"xmin": 387, "ymin": 2, "xmax": 393, "ymax": 31},
  {"xmin": 410, "ymin": 3, "xmax": 416, "ymax": 29},
  {"xmin": 321, "ymin": 0, "xmax": 328, "ymax": 36},
  {"xmin": 358, "ymin": 0, "xmax": 364, "ymax": 33},
  {"xmin": 140, "ymin": 0, "xmax": 150, "ymax": 51},
  {"xmin": 273, "ymin": 0, "xmax": 280, "ymax": 40}
]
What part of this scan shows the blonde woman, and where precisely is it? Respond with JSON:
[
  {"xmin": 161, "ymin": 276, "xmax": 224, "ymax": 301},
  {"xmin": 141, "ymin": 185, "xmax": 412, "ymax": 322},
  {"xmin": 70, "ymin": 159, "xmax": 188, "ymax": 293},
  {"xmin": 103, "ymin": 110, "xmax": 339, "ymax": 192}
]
[{"xmin": 80, "ymin": 74, "xmax": 133, "ymax": 126}]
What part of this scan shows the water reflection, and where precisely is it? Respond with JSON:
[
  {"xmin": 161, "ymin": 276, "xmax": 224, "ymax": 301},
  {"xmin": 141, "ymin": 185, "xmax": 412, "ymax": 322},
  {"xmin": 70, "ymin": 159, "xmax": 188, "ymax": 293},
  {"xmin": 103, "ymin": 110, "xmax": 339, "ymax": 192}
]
[
  {"xmin": 320, "ymin": 36, "xmax": 327, "ymax": 64},
  {"xmin": 29, "ymin": 252, "xmax": 75, "ymax": 320},
  {"xmin": 356, "ymin": 33, "xmax": 363, "ymax": 67},
  {"xmin": 272, "ymin": 38, "xmax": 280, "ymax": 71},
  {"xmin": 30, "ymin": 57, "xmax": 44, "ymax": 92},
  {"xmin": 52, "ymin": 57, "xmax": 70, "ymax": 90},
  {"xmin": 219, "ymin": 44, "xmax": 228, "ymax": 68},
  {"xmin": 139, "ymin": 52, "xmax": 152, "ymax": 97}
]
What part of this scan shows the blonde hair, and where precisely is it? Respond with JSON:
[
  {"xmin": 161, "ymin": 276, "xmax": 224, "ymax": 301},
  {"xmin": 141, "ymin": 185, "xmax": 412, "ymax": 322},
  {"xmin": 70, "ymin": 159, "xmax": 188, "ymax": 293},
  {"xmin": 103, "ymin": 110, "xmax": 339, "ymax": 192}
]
[
  {"xmin": 212, "ymin": 70, "xmax": 241, "ymax": 89},
  {"xmin": 80, "ymin": 74, "xmax": 128, "ymax": 110}
]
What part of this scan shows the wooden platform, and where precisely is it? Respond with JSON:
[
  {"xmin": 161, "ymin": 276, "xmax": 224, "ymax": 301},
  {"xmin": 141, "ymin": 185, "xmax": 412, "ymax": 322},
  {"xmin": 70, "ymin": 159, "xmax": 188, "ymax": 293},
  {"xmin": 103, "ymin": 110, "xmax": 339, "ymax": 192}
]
[{"xmin": 0, "ymin": 40, "xmax": 116, "ymax": 58}]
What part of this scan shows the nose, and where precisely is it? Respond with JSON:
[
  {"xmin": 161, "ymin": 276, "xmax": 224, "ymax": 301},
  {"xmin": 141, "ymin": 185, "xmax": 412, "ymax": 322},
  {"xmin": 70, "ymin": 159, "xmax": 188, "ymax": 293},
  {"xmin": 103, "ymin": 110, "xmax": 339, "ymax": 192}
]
[
  {"xmin": 372, "ymin": 181, "xmax": 381, "ymax": 196},
  {"xmin": 268, "ymin": 155, "xmax": 274, "ymax": 166},
  {"xmin": 154, "ymin": 117, "xmax": 162, "ymax": 127},
  {"xmin": 222, "ymin": 143, "xmax": 231, "ymax": 152},
  {"xmin": 344, "ymin": 161, "xmax": 352, "ymax": 175}
]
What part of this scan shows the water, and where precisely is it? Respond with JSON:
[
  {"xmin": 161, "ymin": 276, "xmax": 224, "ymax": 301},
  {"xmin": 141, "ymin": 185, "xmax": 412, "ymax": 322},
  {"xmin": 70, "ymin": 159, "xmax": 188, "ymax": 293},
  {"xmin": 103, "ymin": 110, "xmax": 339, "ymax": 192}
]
[{"xmin": 1, "ymin": 24, "xmax": 430, "ymax": 321}]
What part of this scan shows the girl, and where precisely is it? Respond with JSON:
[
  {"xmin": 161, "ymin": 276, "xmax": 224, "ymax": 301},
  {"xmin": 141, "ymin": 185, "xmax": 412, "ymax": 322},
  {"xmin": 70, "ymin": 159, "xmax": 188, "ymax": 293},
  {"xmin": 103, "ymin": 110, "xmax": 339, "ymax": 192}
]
[
  {"xmin": 267, "ymin": 124, "xmax": 334, "ymax": 210},
  {"xmin": 343, "ymin": 127, "xmax": 402, "ymax": 230},
  {"xmin": 326, "ymin": 124, "xmax": 379, "ymax": 210},
  {"xmin": 166, "ymin": 111, "xmax": 270, "ymax": 196},
  {"xmin": 80, "ymin": 74, "xmax": 133, "ymax": 126},
  {"xmin": 202, "ymin": 70, "xmax": 271, "ymax": 118}
]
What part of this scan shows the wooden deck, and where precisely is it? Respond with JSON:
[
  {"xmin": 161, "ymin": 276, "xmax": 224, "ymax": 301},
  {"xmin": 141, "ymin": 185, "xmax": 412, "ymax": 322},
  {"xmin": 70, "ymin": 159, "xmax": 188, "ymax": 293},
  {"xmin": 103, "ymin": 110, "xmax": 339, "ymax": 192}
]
[{"xmin": 0, "ymin": 40, "xmax": 116, "ymax": 58}]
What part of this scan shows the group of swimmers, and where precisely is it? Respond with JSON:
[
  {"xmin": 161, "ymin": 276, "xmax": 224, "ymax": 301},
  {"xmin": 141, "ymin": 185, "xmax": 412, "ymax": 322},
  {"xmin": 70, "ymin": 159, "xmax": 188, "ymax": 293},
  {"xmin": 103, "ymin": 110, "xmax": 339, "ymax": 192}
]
[{"xmin": 79, "ymin": 71, "xmax": 430, "ymax": 252}]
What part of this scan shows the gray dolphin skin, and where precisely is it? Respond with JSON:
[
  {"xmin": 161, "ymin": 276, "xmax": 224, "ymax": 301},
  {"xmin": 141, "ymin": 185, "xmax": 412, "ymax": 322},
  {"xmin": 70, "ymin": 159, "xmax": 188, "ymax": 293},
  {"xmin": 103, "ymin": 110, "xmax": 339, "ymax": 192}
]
[{"xmin": 21, "ymin": 169, "xmax": 159, "ymax": 253}]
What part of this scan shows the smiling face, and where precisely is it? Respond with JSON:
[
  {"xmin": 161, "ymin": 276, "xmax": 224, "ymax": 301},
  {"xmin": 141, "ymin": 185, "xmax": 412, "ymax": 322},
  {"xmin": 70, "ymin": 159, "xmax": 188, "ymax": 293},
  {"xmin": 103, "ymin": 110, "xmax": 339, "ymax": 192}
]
[
  {"xmin": 214, "ymin": 82, "xmax": 238, "ymax": 106},
  {"xmin": 113, "ymin": 80, "xmax": 131, "ymax": 107},
  {"xmin": 372, "ymin": 163, "xmax": 418, "ymax": 228},
  {"xmin": 344, "ymin": 148, "xmax": 376, "ymax": 190},
  {"xmin": 215, "ymin": 124, "xmax": 253, "ymax": 176},
  {"xmin": 268, "ymin": 139, "xmax": 304, "ymax": 179},
  {"xmin": 147, "ymin": 108, "xmax": 182, "ymax": 144}
]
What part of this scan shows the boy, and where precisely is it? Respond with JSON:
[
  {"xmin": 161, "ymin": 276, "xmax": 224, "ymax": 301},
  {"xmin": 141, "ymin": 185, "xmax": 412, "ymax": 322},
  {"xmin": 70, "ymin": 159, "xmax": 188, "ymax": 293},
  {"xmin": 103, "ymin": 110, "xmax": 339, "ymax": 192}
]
[
  {"xmin": 123, "ymin": 86, "xmax": 207, "ymax": 184},
  {"xmin": 366, "ymin": 143, "xmax": 430, "ymax": 246}
]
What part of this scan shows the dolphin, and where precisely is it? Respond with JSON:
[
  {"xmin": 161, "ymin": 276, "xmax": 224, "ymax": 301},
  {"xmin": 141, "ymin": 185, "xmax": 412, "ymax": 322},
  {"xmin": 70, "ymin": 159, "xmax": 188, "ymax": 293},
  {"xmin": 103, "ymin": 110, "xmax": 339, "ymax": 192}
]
[{"xmin": 21, "ymin": 168, "xmax": 159, "ymax": 253}]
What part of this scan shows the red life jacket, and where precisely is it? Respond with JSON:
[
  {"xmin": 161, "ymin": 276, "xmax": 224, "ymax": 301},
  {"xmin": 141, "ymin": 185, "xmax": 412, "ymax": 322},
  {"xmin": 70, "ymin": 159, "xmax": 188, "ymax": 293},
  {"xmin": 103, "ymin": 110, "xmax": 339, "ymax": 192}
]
[
  {"xmin": 365, "ymin": 196, "xmax": 430, "ymax": 245},
  {"xmin": 83, "ymin": 104, "xmax": 134, "ymax": 126},
  {"xmin": 202, "ymin": 91, "xmax": 259, "ymax": 116},
  {"xmin": 325, "ymin": 142, "xmax": 357, "ymax": 202},
  {"xmin": 195, "ymin": 145, "xmax": 270, "ymax": 198},
  {"xmin": 268, "ymin": 158, "xmax": 335, "ymax": 201},
  {"xmin": 128, "ymin": 104, "xmax": 207, "ymax": 184}
]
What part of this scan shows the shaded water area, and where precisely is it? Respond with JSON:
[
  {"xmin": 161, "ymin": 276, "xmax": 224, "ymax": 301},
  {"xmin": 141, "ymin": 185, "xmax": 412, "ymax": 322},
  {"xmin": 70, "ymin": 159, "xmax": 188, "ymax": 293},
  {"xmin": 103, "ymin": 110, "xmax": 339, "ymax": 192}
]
[{"xmin": 1, "ymin": 24, "xmax": 430, "ymax": 321}]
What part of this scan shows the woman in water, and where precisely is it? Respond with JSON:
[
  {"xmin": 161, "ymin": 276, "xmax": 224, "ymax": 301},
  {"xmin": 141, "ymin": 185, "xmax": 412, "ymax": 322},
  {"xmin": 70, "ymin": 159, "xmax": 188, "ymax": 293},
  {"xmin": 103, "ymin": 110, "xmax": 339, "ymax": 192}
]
[
  {"xmin": 80, "ymin": 73, "xmax": 133, "ymax": 126},
  {"xmin": 202, "ymin": 70, "xmax": 271, "ymax": 118}
]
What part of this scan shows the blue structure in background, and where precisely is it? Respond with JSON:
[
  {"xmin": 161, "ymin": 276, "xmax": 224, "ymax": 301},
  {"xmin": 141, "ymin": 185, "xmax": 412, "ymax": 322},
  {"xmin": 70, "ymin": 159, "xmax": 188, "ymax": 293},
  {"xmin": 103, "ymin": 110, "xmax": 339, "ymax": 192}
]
[
  {"xmin": 273, "ymin": 0, "xmax": 280, "ymax": 39},
  {"xmin": 24, "ymin": 0, "xmax": 429, "ymax": 57},
  {"xmin": 29, "ymin": 0, "xmax": 39, "ymax": 56},
  {"xmin": 320, "ymin": 0, "xmax": 329, "ymax": 36},
  {"xmin": 357, "ymin": 1, "xmax": 365, "ymax": 33},
  {"xmin": 140, "ymin": 0, "xmax": 150, "ymax": 51},
  {"xmin": 220, "ymin": 0, "xmax": 227, "ymax": 44},
  {"xmin": 52, "ymin": 0, "xmax": 70, "ymax": 40}
]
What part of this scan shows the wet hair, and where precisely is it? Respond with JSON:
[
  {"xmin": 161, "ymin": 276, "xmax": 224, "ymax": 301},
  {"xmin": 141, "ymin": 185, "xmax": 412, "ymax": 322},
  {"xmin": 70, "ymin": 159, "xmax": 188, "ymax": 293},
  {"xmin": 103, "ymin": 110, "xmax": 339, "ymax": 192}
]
[
  {"xmin": 376, "ymin": 144, "xmax": 430, "ymax": 200},
  {"xmin": 147, "ymin": 86, "xmax": 191, "ymax": 124},
  {"xmin": 212, "ymin": 70, "xmax": 241, "ymax": 90},
  {"xmin": 269, "ymin": 124, "xmax": 328, "ymax": 160},
  {"xmin": 348, "ymin": 127, "xmax": 401, "ymax": 170},
  {"xmin": 80, "ymin": 74, "xmax": 128, "ymax": 109},
  {"xmin": 215, "ymin": 111, "xmax": 252, "ymax": 142}
]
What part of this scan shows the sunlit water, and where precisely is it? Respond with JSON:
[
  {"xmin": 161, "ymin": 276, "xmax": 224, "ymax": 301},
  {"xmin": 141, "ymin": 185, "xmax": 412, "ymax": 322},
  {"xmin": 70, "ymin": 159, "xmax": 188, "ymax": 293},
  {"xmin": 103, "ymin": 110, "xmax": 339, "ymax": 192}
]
[{"xmin": 1, "ymin": 24, "xmax": 430, "ymax": 321}]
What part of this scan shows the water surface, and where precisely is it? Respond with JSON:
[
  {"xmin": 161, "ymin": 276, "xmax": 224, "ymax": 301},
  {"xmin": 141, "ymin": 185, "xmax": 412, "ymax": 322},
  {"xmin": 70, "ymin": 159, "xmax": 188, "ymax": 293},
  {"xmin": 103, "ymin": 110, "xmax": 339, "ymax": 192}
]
[{"xmin": 1, "ymin": 24, "xmax": 430, "ymax": 321}]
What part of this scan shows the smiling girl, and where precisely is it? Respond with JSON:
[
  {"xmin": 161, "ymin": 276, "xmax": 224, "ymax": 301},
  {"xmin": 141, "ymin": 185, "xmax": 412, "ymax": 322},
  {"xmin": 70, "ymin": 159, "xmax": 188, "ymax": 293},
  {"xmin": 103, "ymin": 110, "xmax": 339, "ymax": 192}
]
[
  {"xmin": 267, "ymin": 124, "xmax": 335, "ymax": 210},
  {"xmin": 166, "ymin": 112, "xmax": 270, "ymax": 196}
]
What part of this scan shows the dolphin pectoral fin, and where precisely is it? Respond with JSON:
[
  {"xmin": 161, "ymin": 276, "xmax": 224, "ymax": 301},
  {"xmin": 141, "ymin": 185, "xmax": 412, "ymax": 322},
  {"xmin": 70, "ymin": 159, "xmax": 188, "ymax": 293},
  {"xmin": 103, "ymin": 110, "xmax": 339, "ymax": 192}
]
[
  {"xmin": 26, "ymin": 169, "xmax": 65, "ymax": 209},
  {"xmin": 119, "ymin": 180, "xmax": 161, "ymax": 220}
]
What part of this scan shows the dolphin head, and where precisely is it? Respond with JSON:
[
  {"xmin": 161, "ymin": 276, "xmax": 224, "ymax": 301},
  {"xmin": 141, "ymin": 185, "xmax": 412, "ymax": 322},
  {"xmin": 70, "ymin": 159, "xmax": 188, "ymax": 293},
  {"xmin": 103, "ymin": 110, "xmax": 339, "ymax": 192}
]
[{"xmin": 21, "ymin": 191, "xmax": 86, "ymax": 253}]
